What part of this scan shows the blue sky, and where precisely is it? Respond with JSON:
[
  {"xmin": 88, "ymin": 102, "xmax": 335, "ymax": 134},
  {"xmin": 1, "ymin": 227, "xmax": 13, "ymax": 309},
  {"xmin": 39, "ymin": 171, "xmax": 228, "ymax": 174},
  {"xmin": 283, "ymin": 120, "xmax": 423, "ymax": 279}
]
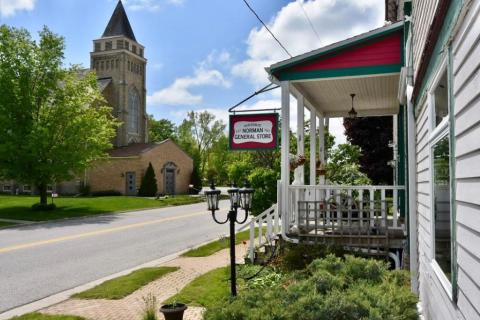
[{"xmin": 0, "ymin": 0, "xmax": 385, "ymax": 144}]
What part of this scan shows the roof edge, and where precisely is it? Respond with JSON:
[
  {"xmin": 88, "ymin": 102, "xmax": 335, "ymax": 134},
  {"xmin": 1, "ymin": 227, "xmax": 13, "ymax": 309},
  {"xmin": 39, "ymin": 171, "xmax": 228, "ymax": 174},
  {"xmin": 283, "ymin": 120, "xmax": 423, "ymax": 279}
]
[{"xmin": 268, "ymin": 21, "xmax": 404, "ymax": 75}]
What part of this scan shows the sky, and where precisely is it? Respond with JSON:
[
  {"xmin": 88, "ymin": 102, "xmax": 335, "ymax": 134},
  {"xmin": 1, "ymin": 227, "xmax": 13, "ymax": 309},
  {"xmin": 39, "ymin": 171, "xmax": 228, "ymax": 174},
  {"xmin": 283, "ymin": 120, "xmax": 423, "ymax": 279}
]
[{"xmin": 0, "ymin": 0, "xmax": 386, "ymax": 145}]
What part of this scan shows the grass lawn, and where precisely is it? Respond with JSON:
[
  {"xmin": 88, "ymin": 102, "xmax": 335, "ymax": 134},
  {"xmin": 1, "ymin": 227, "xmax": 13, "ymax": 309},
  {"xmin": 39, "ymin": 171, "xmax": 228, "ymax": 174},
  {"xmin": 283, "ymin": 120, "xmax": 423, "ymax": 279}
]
[
  {"xmin": 182, "ymin": 228, "xmax": 259, "ymax": 257},
  {"xmin": 0, "ymin": 221, "xmax": 17, "ymax": 228},
  {"xmin": 9, "ymin": 313, "xmax": 85, "ymax": 320},
  {"xmin": 73, "ymin": 267, "xmax": 179, "ymax": 300},
  {"xmin": 164, "ymin": 267, "xmax": 234, "ymax": 308},
  {"xmin": 0, "ymin": 195, "xmax": 204, "ymax": 222}
]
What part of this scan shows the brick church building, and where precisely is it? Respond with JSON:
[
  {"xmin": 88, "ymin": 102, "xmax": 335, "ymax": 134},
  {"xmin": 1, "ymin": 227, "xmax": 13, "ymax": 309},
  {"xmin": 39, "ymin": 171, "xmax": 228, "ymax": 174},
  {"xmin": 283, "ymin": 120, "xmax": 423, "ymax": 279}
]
[{"xmin": 0, "ymin": 1, "xmax": 193, "ymax": 196}]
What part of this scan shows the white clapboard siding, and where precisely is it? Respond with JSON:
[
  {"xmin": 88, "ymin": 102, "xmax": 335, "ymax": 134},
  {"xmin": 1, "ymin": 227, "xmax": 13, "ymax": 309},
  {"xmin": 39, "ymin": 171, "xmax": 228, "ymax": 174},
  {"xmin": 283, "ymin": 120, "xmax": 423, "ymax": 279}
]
[
  {"xmin": 412, "ymin": 0, "xmax": 439, "ymax": 80},
  {"xmin": 452, "ymin": 0, "xmax": 480, "ymax": 318}
]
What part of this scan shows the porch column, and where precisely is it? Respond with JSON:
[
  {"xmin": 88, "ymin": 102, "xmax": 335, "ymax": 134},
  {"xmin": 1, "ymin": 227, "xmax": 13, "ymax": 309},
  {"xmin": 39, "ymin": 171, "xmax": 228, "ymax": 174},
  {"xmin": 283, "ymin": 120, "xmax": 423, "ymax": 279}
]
[
  {"xmin": 280, "ymin": 81, "xmax": 291, "ymax": 235},
  {"xmin": 309, "ymin": 109, "xmax": 317, "ymax": 185},
  {"xmin": 318, "ymin": 114, "xmax": 325, "ymax": 185},
  {"xmin": 294, "ymin": 95, "xmax": 305, "ymax": 185}
]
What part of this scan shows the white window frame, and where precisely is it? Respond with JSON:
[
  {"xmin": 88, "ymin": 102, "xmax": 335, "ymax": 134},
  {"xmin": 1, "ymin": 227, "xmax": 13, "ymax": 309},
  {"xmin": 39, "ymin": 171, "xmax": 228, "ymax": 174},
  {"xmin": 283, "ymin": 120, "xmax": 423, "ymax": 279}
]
[
  {"xmin": 428, "ymin": 55, "xmax": 453, "ymax": 299},
  {"xmin": 3, "ymin": 185, "xmax": 11, "ymax": 192}
]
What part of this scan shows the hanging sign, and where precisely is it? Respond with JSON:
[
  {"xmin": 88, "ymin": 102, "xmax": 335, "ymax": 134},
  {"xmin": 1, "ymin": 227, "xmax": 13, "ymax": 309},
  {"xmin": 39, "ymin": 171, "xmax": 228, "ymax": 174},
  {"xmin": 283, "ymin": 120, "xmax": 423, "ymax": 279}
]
[{"xmin": 229, "ymin": 113, "xmax": 278, "ymax": 150}]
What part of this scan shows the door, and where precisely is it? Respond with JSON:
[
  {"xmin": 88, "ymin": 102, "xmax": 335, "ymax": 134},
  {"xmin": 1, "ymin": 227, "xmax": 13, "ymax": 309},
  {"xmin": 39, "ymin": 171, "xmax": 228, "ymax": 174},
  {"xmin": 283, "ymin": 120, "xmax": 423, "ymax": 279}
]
[
  {"xmin": 165, "ymin": 168, "xmax": 175, "ymax": 195},
  {"xmin": 126, "ymin": 172, "xmax": 136, "ymax": 195}
]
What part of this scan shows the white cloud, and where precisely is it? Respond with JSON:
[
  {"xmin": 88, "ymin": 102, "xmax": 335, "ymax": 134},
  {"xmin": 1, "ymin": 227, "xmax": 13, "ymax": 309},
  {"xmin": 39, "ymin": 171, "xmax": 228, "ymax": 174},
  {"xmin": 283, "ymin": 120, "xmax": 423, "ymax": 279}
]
[
  {"xmin": 167, "ymin": 0, "xmax": 184, "ymax": 6},
  {"xmin": 232, "ymin": 0, "xmax": 384, "ymax": 86},
  {"xmin": 231, "ymin": 0, "xmax": 383, "ymax": 144},
  {"xmin": 148, "ymin": 52, "xmax": 231, "ymax": 106},
  {"xmin": 0, "ymin": 0, "xmax": 36, "ymax": 17}
]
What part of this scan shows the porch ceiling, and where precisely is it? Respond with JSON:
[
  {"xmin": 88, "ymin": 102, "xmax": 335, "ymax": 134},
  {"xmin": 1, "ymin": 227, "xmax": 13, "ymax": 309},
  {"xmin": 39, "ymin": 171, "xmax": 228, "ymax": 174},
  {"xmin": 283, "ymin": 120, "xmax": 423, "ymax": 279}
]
[{"xmin": 293, "ymin": 73, "xmax": 400, "ymax": 117}]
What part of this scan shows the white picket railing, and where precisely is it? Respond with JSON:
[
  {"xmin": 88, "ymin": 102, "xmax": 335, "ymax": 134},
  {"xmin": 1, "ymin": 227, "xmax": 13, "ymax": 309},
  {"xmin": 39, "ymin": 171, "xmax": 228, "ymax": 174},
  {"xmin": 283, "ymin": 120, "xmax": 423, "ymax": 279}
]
[
  {"xmin": 286, "ymin": 185, "xmax": 405, "ymax": 238},
  {"xmin": 238, "ymin": 202, "xmax": 279, "ymax": 262}
]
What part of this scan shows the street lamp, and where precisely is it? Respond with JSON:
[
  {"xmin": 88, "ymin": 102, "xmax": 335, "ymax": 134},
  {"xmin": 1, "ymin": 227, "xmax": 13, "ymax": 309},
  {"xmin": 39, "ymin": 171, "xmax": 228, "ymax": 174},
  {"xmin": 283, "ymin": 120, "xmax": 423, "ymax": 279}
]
[{"xmin": 205, "ymin": 181, "xmax": 253, "ymax": 296}]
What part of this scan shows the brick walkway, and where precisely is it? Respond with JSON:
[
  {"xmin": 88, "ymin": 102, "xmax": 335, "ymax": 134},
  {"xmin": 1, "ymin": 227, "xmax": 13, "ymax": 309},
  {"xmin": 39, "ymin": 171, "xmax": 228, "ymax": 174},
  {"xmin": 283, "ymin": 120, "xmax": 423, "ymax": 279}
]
[{"xmin": 41, "ymin": 242, "xmax": 249, "ymax": 320}]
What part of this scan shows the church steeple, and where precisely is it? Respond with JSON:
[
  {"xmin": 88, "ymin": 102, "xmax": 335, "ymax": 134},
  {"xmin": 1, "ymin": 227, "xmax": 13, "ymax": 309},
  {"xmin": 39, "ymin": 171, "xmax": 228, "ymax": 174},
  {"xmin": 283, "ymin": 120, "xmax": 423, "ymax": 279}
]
[{"xmin": 102, "ymin": 0, "xmax": 137, "ymax": 41}]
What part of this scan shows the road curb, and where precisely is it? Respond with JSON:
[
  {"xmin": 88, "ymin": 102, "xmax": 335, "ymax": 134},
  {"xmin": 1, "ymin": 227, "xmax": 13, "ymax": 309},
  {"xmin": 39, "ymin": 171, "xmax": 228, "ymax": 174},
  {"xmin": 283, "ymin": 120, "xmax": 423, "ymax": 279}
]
[{"xmin": 0, "ymin": 230, "xmax": 237, "ymax": 320}]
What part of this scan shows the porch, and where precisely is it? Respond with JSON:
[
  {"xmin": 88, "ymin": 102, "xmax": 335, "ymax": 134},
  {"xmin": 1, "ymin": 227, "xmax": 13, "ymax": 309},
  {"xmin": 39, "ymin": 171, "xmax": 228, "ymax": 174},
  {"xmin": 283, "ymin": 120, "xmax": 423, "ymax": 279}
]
[{"xmin": 244, "ymin": 21, "xmax": 408, "ymax": 265}]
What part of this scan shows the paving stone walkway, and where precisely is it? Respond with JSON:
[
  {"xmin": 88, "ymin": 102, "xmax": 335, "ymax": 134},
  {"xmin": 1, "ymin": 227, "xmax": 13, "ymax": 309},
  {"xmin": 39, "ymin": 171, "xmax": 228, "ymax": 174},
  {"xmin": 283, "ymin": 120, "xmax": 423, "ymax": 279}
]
[{"xmin": 40, "ymin": 242, "xmax": 249, "ymax": 320}]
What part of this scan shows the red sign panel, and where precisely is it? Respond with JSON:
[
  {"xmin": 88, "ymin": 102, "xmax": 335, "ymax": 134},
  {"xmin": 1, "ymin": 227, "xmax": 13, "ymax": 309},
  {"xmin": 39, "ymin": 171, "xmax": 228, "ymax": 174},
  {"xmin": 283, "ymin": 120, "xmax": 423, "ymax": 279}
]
[{"xmin": 229, "ymin": 113, "xmax": 279, "ymax": 150}]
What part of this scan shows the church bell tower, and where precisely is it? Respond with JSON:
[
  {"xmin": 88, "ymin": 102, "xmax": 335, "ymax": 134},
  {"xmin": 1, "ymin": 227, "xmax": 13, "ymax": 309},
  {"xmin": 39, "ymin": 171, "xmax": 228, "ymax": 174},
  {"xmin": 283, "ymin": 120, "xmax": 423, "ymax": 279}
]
[{"xmin": 91, "ymin": 0, "xmax": 147, "ymax": 147}]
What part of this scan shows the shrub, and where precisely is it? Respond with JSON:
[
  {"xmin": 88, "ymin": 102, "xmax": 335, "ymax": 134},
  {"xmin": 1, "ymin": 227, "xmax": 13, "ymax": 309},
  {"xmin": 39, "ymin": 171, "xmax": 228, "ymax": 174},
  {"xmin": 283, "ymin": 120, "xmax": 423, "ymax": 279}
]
[
  {"xmin": 90, "ymin": 190, "xmax": 122, "ymax": 196},
  {"xmin": 138, "ymin": 163, "xmax": 158, "ymax": 197},
  {"xmin": 79, "ymin": 184, "xmax": 91, "ymax": 196},
  {"xmin": 274, "ymin": 242, "xmax": 345, "ymax": 271},
  {"xmin": 204, "ymin": 255, "xmax": 418, "ymax": 320}
]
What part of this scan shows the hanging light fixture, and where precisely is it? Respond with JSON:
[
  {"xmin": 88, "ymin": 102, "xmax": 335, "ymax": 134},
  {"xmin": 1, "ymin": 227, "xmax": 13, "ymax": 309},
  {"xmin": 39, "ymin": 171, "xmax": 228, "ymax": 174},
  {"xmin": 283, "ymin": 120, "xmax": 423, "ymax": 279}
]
[{"xmin": 348, "ymin": 93, "xmax": 358, "ymax": 119}]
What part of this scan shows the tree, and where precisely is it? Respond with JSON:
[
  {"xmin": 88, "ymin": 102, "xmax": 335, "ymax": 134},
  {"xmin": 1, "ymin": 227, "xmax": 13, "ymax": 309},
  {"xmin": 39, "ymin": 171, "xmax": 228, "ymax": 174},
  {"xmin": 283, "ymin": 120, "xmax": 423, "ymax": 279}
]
[
  {"xmin": 138, "ymin": 162, "xmax": 158, "ymax": 196},
  {"xmin": 343, "ymin": 117, "xmax": 393, "ymax": 185},
  {"xmin": 177, "ymin": 110, "xmax": 226, "ymax": 180},
  {"xmin": 148, "ymin": 116, "xmax": 176, "ymax": 142},
  {"xmin": 0, "ymin": 26, "xmax": 117, "ymax": 206},
  {"xmin": 326, "ymin": 144, "xmax": 371, "ymax": 185}
]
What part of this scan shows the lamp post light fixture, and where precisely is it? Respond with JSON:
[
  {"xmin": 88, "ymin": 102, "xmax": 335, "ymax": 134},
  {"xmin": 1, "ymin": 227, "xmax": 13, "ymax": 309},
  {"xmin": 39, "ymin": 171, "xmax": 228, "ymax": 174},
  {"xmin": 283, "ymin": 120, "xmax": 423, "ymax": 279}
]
[
  {"xmin": 348, "ymin": 93, "xmax": 358, "ymax": 119},
  {"xmin": 205, "ymin": 181, "xmax": 253, "ymax": 297}
]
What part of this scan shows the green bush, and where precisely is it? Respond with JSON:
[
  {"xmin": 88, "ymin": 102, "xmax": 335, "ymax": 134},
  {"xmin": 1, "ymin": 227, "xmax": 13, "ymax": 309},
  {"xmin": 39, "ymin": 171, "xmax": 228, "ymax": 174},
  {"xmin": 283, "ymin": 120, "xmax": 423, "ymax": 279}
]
[
  {"xmin": 204, "ymin": 255, "xmax": 418, "ymax": 320},
  {"xmin": 138, "ymin": 163, "xmax": 158, "ymax": 197},
  {"xmin": 275, "ymin": 242, "xmax": 345, "ymax": 271},
  {"xmin": 90, "ymin": 190, "xmax": 122, "ymax": 197}
]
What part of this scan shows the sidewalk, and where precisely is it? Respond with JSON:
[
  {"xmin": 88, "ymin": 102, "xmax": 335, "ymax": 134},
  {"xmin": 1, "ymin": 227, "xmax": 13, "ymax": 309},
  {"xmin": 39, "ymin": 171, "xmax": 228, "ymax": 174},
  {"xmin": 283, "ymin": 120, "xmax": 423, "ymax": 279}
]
[{"xmin": 40, "ymin": 242, "xmax": 249, "ymax": 320}]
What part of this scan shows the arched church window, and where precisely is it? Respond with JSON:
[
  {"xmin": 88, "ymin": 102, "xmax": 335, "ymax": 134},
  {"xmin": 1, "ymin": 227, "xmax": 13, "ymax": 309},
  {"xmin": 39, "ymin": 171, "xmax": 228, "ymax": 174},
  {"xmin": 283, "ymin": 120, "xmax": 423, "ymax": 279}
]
[{"xmin": 128, "ymin": 88, "xmax": 140, "ymax": 133}]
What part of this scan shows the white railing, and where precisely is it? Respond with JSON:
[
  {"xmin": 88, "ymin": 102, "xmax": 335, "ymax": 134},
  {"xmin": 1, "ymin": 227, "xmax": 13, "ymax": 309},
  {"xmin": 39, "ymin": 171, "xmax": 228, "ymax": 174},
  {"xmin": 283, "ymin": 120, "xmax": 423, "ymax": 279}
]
[
  {"xmin": 238, "ymin": 202, "xmax": 280, "ymax": 262},
  {"xmin": 286, "ymin": 185, "xmax": 405, "ymax": 238}
]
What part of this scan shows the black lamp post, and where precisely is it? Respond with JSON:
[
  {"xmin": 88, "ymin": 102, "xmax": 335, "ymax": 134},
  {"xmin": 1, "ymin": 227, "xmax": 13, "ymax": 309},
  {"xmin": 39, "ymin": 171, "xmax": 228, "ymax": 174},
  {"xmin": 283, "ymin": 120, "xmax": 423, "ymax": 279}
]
[{"xmin": 205, "ymin": 181, "xmax": 253, "ymax": 296}]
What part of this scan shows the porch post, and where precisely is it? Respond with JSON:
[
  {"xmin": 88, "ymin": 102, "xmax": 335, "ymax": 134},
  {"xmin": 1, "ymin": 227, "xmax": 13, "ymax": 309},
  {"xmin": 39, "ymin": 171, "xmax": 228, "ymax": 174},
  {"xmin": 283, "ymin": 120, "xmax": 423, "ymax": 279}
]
[
  {"xmin": 280, "ymin": 81, "xmax": 291, "ymax": 236},
  {"xmin": 294, "ymin": 95, "xmax": 305, "ymax": 185},
  {"xmin": 309, "ymin": 109, "xmax": 317, "ymax": 185},
  {"xmin": 318, "ymin": 114, "xmax": 325, "ymax": 185}
]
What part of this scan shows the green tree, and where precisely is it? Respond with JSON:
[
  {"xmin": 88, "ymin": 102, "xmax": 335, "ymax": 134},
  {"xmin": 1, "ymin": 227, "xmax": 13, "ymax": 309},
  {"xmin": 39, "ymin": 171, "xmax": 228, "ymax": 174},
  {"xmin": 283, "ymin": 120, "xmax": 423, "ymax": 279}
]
[
  {"xmin": 138, "ymin": 162, "xmax": 158, "ymax": 197},
  {"xmin": 176, "ymin": 110, "xmax": 226, "ymax": 182},
  {"xmin": 0, "ymin": 26, "xmax": 117, "ymax": 206},
  {"xmin": 148, "ymin": 116, "xmax": 176, "ymax": 142},
  {"xmin": 326, "ymin": 144, "xmax": 371, "ymax": 185}
]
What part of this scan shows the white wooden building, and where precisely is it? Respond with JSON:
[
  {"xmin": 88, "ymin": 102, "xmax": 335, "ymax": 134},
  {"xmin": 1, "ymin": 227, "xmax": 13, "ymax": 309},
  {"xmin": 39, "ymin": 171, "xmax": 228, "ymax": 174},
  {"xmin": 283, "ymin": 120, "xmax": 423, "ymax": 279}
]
[{"xmin": 243, "ymin": 1, "xmax": 480, "ymax": 319}]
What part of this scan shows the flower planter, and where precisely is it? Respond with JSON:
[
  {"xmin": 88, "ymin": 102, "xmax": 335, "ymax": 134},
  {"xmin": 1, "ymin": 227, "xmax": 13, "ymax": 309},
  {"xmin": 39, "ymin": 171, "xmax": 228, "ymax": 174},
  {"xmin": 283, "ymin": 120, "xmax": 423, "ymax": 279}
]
[{"xmin": 160, "ymin": 303, "xmax": 187, "ymax": 320}]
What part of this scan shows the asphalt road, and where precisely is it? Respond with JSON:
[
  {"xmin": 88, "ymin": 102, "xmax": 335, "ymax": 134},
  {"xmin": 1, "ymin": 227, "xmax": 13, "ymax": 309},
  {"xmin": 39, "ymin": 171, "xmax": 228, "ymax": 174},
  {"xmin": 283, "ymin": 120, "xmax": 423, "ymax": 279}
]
[{"xmin": 0, "ymin": 200, "xmax": 240, "ymax": 313}]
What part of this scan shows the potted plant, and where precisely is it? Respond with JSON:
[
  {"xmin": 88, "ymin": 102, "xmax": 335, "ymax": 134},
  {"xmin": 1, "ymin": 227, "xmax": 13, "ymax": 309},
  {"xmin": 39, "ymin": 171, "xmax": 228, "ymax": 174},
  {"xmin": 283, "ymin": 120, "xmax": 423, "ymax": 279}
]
[{"xmin": 160, "ymin": 302, "xmax": 187, "ymax": 320}]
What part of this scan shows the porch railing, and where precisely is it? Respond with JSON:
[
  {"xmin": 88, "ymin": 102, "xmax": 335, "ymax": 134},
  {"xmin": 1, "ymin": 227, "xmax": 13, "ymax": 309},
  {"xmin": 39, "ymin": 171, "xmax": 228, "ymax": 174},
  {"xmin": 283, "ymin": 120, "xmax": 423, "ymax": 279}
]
[{"xmin": 285, "ymin": 185, "xmax": 405, "ymax": 243}]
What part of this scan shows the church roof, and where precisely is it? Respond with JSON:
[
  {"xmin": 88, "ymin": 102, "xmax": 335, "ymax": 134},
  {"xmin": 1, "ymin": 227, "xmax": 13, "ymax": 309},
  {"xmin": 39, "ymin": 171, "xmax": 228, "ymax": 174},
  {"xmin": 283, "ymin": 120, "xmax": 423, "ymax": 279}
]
[
  {"xmin": 102, "ymin": 0, "xmax": 137, "ymax": 41},
  {"xmin": 108, "ymin": 140, "xmax": 193, "ymax": 160}
]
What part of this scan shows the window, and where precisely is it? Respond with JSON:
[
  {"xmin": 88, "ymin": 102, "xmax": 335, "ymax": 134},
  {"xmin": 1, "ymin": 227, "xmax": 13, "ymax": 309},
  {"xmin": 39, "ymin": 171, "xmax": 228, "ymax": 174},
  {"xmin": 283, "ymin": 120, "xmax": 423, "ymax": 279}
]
[
  {"xmin": 128, "ymin": 88, "xmax": 140, "ymax": 133},
  {"xmin": 127, "ymin": 61, "xmax": 130, "ymax": 71},
  {"xmin": 117, "ymin": 40, "xmax": 124, "ymax": 49},
  {"xmin": 139, "ymin": 48, "xmax": 143, "ymax": 57},
  {"xmin": 132, "ymin": 45, "xmax": 137, "ymax": 54},
  {"xmin": 47, "ymin": 185, "xmax": 53, "ymax": 192},
  {"xmin": 101, "ymin": 61, "xmax": 104, "ymax": 70},
  {"xmin": 106, "ymin": 60, "xmax": 109, "ymax": 70},
  {"xmin": 433, "ymin": 136, "xmax": 451, "ymax": 278},
  {"xmin": 3, "ymin": 185, "xmax": 11, "ymax": 192},
  {"xmin": 23, "ymin": 185, "xmax": 31, "ymax": 192},
  {"xmin": 94, "ymin": 42, "xmax": 101, "ymax": 52},
  {"xmin": 116, "ymin": 59, "xmax": 119, "ymax": 69},
  {"xmin": 125, "ymin": 41, "xmax": 129, "ymax": 50},
  {"xmin": 429, "ymin": 59, "xmax": 453, "ymax": 293},
  {"xmin": 433, "ymin": 71, "xmax": 449, "ymax": 127}
]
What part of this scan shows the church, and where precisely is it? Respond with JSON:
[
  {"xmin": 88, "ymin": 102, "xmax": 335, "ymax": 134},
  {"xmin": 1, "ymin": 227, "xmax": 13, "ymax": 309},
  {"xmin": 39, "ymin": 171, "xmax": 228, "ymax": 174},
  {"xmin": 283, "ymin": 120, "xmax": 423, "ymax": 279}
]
[{"xmin": 0, "ymin": 1, "xmax": 193, "ymax": 196}]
